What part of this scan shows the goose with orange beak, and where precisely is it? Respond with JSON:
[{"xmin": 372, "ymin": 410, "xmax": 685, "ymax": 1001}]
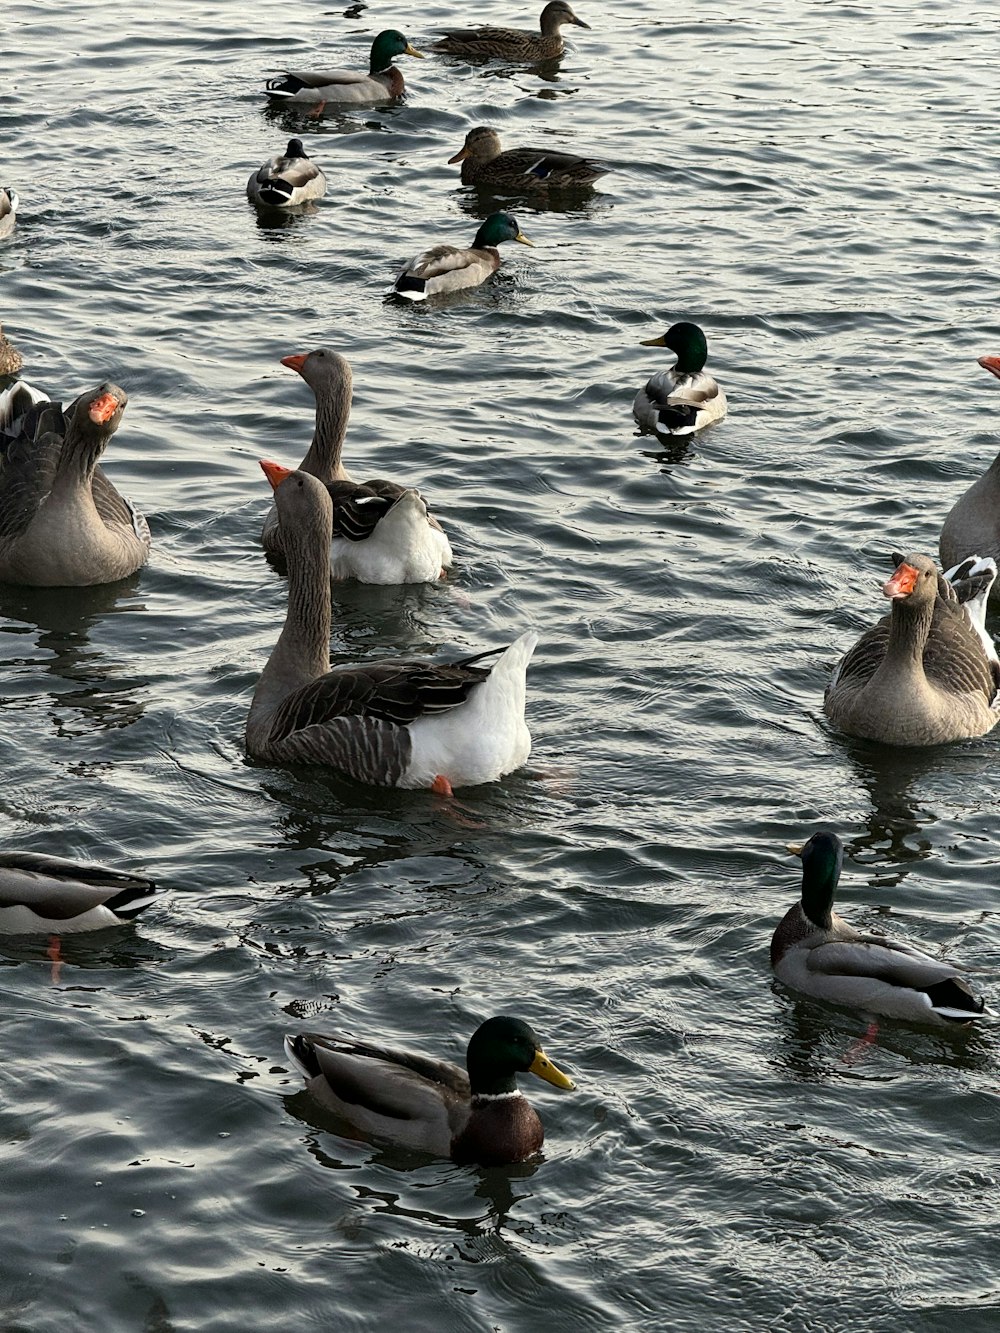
[
  {"xmin": 823, "ymin": 551, "xmax": 1000, "ymax": 745},
  {"xmin": 0, "ymin": 379, "xmax": 149, "ymax": 586}
]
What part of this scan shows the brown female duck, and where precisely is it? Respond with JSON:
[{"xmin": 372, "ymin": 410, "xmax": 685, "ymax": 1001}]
[
  {"xmin": 448, "ymin": 126, "xmax": 607, "ymax": 191},
  {"xmin": 432, "ymin": 1, "xmax": 589, "ymax": 60}
]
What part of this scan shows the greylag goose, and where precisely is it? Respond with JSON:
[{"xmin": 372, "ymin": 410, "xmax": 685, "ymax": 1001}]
[
  {"xmin": 940, "ymin": 354, "xmax": 1000, "ymax": 591},
  {"xmin": 447, "ymin": 127, "xmax": 608, "ymax": 191},
  {"xmin": 247, "ymin": 462, "xmax": 536, "ymax": 792},
  {"xmin": 285, "ymin": 1015, "xmax": 575, "ymax": 1164},
  {"xmin": 262, "ymin": 348, "xmax": 452, "ymax": 583},
  {"xmin": 633, "ymin": 322, "xmax": 727, "ymax": 439},
  {"xmin": 0, "ymin": 852, "xmax": 159, "ymax": 934},
  {"xmin": 393, "ymin": 213, "xmax": 532, "ymax": 301},
  {"xmin": 823, "ymin": 552, "xmax": 1000, "ymax": 746},
  {"xmin": 432, "ymin": 1, "xmax": 590, "ymax": 60},
  {"xmin": 0, "ymin": 325, "xmax": 23, "ymax": 377},
  {"xmin": 0, "ymin": 188, "xmax": 17, "ymax": 241},
  {"xmin": 0, "ymin": 380, "xmax": 150, "ymax": 586},
  {"xmin": 264, "ymin": 30, "xmax": 424, "ymax": 111},
  {"xmin": 247, "ymin": 138, "xmax": 327, "ymax": 208},
  {"xmin": 772, "ymin": 831, "xmax": 987, "ymax": 1027}
]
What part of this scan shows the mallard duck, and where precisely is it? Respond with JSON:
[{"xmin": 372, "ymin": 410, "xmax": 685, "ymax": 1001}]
[
  {"xmin": 824, "ymin": 552, "xmax": 1000, "ymax": 746},
  {"xmin": 247, "ymin": 463, "xmax": 536, "ymax": 792},
  {"xmin": 264, "ymin": 30, "xmax": 423, "ymax": 111},
  {"xmin": 448, "ymin": 126, "xmax": 607, "ymax": 191},
  {"xmin": 247, "ymin": 138, "xmax": 327, "ymax": 208},
  {"xmin": 284, "ymin": 1014, "xmax": 575, "ymax": 1164},
  {"xmin": 772, "ymin": 831, "xmax": 987, "ymax": 1027},
  {"xmin": 0, "ymin": 188, "xmax": 17, "ymax": 241},
  {"xmin": 0, "ymin": 325, "xmax": 23, "ymax": 377},
  {"xmin": 633, "ymin": 322, "xmax": 727, "ymax": 439},
  {"xmin": 940, "ymin": 354, "xmax": 1000, "ymax": 598},
  {"xmin": 432, "ymin": 1, "xmax": 590, "ymax": 60},
  {"xmin": 262, "ymin": 348, "xmax": 452, "ymax": 583},
  {"xmin": 393, "ymin": 212, "xmax": 532, "ymax": 301},
  {"xmin": 0, "ymin": 852, "xmax": 159, "ymax": 934},
  {"xmin": 0, "ymin": 380, "xmax": 150, "ymax": 586}
]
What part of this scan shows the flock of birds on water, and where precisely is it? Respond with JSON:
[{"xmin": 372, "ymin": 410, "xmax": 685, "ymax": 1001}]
[{"xmin": 2, "ymin": 2, "xmax": 999, "ymax": 1166}]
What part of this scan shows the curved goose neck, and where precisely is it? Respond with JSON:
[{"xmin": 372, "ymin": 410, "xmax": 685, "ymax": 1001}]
[
  {"xmin": 278, "ymin": 516, "xmax": 332, "ymax": 684},
  {"xmin": 884, "ymin": 589, "xmax": 935, "ymax": 674},
  {"xmin": 51, "ymin": 409, "xmax": 112, "ymax": 495},
  {"xmin": 301, "ymin": 368, "xmax": 352, "ymax": 483}
]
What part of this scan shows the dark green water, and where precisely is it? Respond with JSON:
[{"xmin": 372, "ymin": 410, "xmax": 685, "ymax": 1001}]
[{"xmin": 2, "ymin": 0, "xmax": 999, "ymax": 1329}]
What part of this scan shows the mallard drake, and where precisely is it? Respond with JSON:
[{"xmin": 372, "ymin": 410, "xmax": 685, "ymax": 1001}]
[
  {"xmin": 0, "ymin": 380, "xmax": 150, "ymax": 586},
  {"xmin": 823, "ymin": 552, "xmax": 1000, "ymax": 746},
  {"xmin": 247, "ymin": 463, "xmax": 536, "ymax": 791},
  {"xmin": 940, "ymin": 355, "xmax": 1000, "ymax": 597},
  {"xmin": 0, "ymin": 188, "xmax": 17, "ymax": 241},
  {"xmin": 633, "ymin": 322, "xmax": 727, "ymax": 439},
  {"xmin": 0, "ymin": 325, "xmax": 23, "ymax": 377},
  {"xmin": 247, "ymin": 138, "xmax": 327, "ymax": 207},
  {"xmin": 448, "ymin": 126, "xmax": 607, "ymax": 191},
  {"xmin": 264, "ymin": 30, "xmax": 423, "ymax": 111},
  {"xmin": 262, "ymin": 348, "xmax": 452, "ymax": 583},
  {"xmin": 284, "ymin": 1014, "xmax": 575, "ymax": 1164},
  {"xmin": 772, "ymin": 831, "xmax": 987, "ymax": 1027},
  {"xmin": 432, "ymin": 1, "xmax": 590, "ymax": 60},
  {"xmin": 393, "ymin": 212, "xmax": 532, "ymax": 301},
  {"xmin": 0, "ymin": 852, "xmax": 159, "ymax": 934}
]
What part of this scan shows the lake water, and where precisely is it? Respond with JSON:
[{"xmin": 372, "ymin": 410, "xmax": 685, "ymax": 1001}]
[{"xmin": 2, "ymin": 0, "xmax": 1000, "ymax": 1329}]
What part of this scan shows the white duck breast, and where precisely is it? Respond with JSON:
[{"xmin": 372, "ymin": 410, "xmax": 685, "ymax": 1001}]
[
  {"xmin": 247, "ymin": 138, "xmax": 327, "ymax": 207},
  {"xmin": 0, "ymin": 851, "xmax": 159, "ymax": 934}
]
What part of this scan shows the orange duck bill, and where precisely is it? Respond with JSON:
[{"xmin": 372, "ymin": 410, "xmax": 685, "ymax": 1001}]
[
  {"xmin": 260, "ymin": 459, "xmax": 293, "ymax": 489},
  {"xmin": 883, "ymin": 561, "xmax": 920, "ymax": 599}
]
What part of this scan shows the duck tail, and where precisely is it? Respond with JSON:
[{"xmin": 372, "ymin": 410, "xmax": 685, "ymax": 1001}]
[
  {"xmin": 393, "ymin": 275, "xmax": 427, "ymax": 301},
  {"xmin": 655, "ymin": 402, "xmax": 699, "ymax": 437},
  {"xmin": 104, "ymin": 877, "xmax": 161, "ymax": 920},
  {"xmin": 257, "ymin": 179, "xmax": 295, "ymax": 206}
]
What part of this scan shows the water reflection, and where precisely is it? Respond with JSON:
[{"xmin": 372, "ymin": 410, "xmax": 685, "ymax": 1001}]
[
  {"xmin": 0, "ymin": 579, "xmax": 147, "ymax": 733},
  {"xmin": 261, "ymin": 103, "xmax": 396, "ymax": 137},
  {"xmin": 838, "ymin": 739, "xmax": 944, "ymax": 874},
  {"xmin": 453, "ymin": 182, "xmax": 608, "ymax": 221},
  {"xmin": 250, "ymin": 200, "xmax": 322, "ymax": 233}
]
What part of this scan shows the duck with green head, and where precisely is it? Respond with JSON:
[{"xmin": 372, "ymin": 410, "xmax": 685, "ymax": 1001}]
[
  {"xmin": 393, "ymin": 212, "xmax": 533, "ymax": 301},
  {"xmin": 264, "ymin": 30, "xmax": 424, "ymax": 110},
  {"xmin": 284, "ymin": 1014, "xmax": 576, "ymax": 1164},
  {"xmin": 771, "ymin": 831, "xmax": 987, "ymax": 1027},
  {"xmin": 432, "ymin": 1, "xmax": 590, "ymax": 60},
  {"xmin": 633, "ymin": 321, "xmax": 727, "ymax": 439}
]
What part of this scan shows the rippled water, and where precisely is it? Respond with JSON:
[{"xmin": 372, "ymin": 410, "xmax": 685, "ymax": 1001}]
[{"xmin": 3, "ymin": 0, "xmax": 1000, "ymax": 1328}]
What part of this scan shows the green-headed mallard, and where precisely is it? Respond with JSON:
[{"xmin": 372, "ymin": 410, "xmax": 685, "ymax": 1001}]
[
  {"xmin": 393, "ymin": 212, "xmax": 532, "ymax": 301},
  {"xmin": 247, "ymin": 464, "xmax": 536, "ymax": 792},
  {"xmin": 448, "ymin": 126, "xmax": 607, "ymax": 191},
  {"xmin": 247, "ymin": 138, "xmax": 327, "ymax": 208},
  {"xmin": 0, "ymin": 852, "xmax": 159, "ymax": 934},
  {"xmin": 940, "ymin": 355, "xmax": 1000, "ymax": 591},
  {"xmin": 0, "ymin": 325, "xmax": 23, "ymax": 377},
  {"xmin": 772, "ymin": 831, "xmax": 987, "ymax": 1027},
  {"xmin": 824, "ymin": 552, "xmax": 1000, "ymax": 746},
  {"xmin": 0, "ymin": 380, "xmax": 151, "ymax": 586},
  {"xmin": 432, "ymin": 1, "xmax": 589, "ymax": 60},
  {"xmin": 264, "ymin": 30, "xmax": 423, "ymax": 111},
  {"xmin": 284, "ymin": 1014, "xmax": 575, "ymax": 1163},
  {"xmin": 633, "ymin": 322, "xmax": 727, "ymax": 439},
  {"xmin": 0, "ymin": 188, "xmax": 18, "ymax": 241},
  {"xmin": 262, "ymin": 349, "xmax": 452, "ymax": 583}
]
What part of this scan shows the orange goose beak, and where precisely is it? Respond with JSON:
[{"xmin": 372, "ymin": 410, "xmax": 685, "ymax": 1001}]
[
  {"xmin": 280, "ymin": 354, "xmax": 308, "ymax": 375},
  {"xmin": 883, "ymin": 562, "xmax": 920, "ymax": 599},
  {"xmin": 978, "ymin": 355, "xmax": 1000, "ymax": 381},
  {"xmin": 88, "ymin": 392, "xmax": 120, "ymax": 424},
  {"xmin": 260, "ymin": 459, "xmax": 293, "ymax": 489}
]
